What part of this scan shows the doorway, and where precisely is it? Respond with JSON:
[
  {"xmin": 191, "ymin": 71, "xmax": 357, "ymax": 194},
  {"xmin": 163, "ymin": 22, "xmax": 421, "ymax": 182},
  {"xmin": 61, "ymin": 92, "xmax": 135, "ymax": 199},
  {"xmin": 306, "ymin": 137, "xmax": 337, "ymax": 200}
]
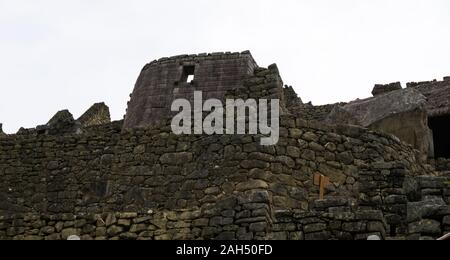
[{"xmin": 429, "ymin": 114, "xmax": 450, "ymax": 158}]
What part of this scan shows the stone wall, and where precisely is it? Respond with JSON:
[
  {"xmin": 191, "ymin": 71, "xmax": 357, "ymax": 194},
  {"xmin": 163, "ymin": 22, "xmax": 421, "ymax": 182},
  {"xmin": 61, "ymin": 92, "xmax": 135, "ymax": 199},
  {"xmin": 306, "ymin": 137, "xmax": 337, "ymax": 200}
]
[
  {"xmin": 0, "ymin": 205, "xmax": 388, "ymax": 241},
  {"xmin": 271, "ymin": 200, "xmax": 388, "ymax": 240},
  {"xmin": 2, "ymin": 111, "xmax": 447, "ymax": 240},
  {"xmin": 406, "ymin": 176, "xmax": 450, "ymax": 240},
  {"xmin": 435, "ymin": 158, "xmax": 450, "ymax": 172}
]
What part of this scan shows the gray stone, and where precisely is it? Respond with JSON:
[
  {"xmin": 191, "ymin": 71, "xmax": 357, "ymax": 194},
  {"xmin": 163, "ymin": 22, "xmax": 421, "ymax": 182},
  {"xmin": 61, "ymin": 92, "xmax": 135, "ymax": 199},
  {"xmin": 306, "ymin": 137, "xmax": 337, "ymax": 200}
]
[
  {"xmin": 337, "ymin": 152, "xmax": 354, "ymax": 165},
  {"xmin": 287, "ymin": 146, "xmax": 300, "ymax": 158},
  {"xmin": 304, "ymin": 223, "xmax": 327, "ymax": 233},
  {"xmin": 133, "ymin": 145, "xmax": 146, "ymax": 154},
  {"xmin": 276, "ymin": 156, "xmax": 295, "ymax": 168},
  {"xmin": 303, "ymin": 132, "xmax": 319, "ymax": 142},
  {"xmin": 407, "ymin": 199, "xmax": 446, "ymax": 222},
  {"xmin": 240, "ymin": 160, "xmax": 270, "ymax": 169},
  {"xmin": 367, "ymin": 221, "xmax": 385, "ymax": 232},
  {"xmin": 249, "ymin": 222, "xmax": 267, "ymax": 232},
  {"xmin": 107, "ymin": 225, "xmax": 124, "ymax": 236},
  {"xmin": 120, "ymin": 232, "xmax": 138, "ymax": 240},
  {"xmin": 47, "ymin": 161, "xmax": 59, "ymax": 170},
  {"xmin": 61, "ymin": 228, "xmax": 79, "ymax": 240},
  {"xmin": 408, "ymin": 219, "xmax": 441, "ymax": 235},
  {"xmin": 301, "ymin": 150, "xmax": 316, "ymax": 161},
  {"xmin": 385, "ymin": 195, "xmax": 408, "ymax": 205},
  {"xmin": 342, "ymin": 222, "xmax": 366, "ymax": 232},
  {"xmin": 95, "ymin": 227, "xmax": 107, "ymax": 237},
  {"xmin": 305, "ymin": 231, "xmax": 329, "ymax": 240},
  {"xmin": 236, "ymin": 180, "xmax": 268, "ymax": 191},
  {"xmin": 309, "ymin": 142, "xmax": 325, "ymax": 152},
  {"xmin": 105, "ymin": 213, "xmax": 117, "ymax": 226},
  {"xmin": 313, "ymin": 198, "xmax": 349, "ymax": 209},
  {"xmin": 41, "ymin": 226, "xmax": 55, "ymax": 235},
  {"xmin": 216, "ymin": 232, "xmax": 236, "ymax": 240},
  {"xmin": 289, "ymin": 129, "xmax": 303, "ymax": 139}
]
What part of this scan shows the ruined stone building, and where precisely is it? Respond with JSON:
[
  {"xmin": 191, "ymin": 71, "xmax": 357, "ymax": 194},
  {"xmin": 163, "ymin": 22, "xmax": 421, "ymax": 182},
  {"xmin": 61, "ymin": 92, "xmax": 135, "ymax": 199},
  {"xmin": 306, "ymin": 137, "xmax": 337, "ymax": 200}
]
[{"xmin": 0, "ymin": 51, "xmax": 449, "ymax": 240}]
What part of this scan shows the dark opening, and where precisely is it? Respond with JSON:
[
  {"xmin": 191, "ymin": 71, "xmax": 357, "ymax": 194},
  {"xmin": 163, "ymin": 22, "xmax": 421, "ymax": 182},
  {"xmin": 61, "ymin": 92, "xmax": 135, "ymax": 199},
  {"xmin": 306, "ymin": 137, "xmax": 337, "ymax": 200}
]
[
  {"xmin": 181, "ymin": 65, "xmax": 195, "ymax": 83},
  {"xmin": 429, "ymin": 114, "xmax": 450, "ymax": 158},
  {"xmin": 390, "ymin": 225, "xmax": 397, "ymax": 237}
]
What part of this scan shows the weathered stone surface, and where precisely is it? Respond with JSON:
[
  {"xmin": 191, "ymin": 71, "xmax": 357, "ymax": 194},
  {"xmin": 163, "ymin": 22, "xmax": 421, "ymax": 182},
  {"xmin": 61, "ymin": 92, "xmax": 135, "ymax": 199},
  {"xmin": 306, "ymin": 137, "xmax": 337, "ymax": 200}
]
[
  {"xmin": 241, "ymin": 160, "xmax": 270, "ymax": 169},
  {"xmin": 342, "ymin": 222, "xmax": 366, "ymax": 232},
  {"xmin": 326, "ymin": 88, "xmax": 430, "ymax": 156},
  {"xmin": 304, "ymin": 231, "xmax": 329, "ymax": 240},
  {"xmin": 160, "ymin": 152, "xmax": 193, "ymax": 165},
  {"xmin": 249, "ymin": 222, "xmax": 267, "ymax": 232},
  {"xmin": 123, "ymin": 52, "xmax": 258, "ymax": 129},
  {"xmin": 77, "ymin": 102, "xmax": 111, "ymax": 127},
  {"xmin": 236, "ymin": 180, "xmax": 269, "ymax": 191},
  {"xmin": 336, "ymin": 152, "xmax": 354, "ymax": 165},
  {"xmin": 48, "ymin": 110, "xmax": 75, "ymax": 127},
  {"xmin": 107, "ymin": 225, "xmax": 123, "ymax": 236},
  {"xmin": 340, "ymin": 88, "xmax": 427, "ymax": 127},
  {"xmin": 0, "ymin": 52, "xmax": 447, "ymax": 242},
  {"xmin": 302, "ymin": 132, "xmax": 319, "ymax": 142},
  {"xmin": 408, "ymin": 219, "xmax": 441, "ymax": 235},
  {"xmin": 304, "ymin": 223, "xmax": 327, "ymax": 233},
  {"xmin": 407, "ymin": 199, "xmax": 446, "ymax": 222}
]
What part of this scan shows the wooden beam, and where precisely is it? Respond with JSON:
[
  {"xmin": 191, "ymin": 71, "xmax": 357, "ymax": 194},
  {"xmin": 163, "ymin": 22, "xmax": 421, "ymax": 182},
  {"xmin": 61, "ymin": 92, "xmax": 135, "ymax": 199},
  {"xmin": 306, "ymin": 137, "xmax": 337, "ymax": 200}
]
[
  {"xmin": 314, "ymin": 174, "xmax": 330, "ymax": 200},
  {"xmin": 319, "ymin": 175, "xmax": 325, "ymax": 200}
]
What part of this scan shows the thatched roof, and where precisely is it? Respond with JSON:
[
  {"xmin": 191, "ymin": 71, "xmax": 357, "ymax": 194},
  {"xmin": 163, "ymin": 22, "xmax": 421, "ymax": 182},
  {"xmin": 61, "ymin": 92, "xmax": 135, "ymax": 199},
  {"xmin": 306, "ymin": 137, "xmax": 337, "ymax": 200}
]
[{"xmin": 407, "ymin": 80, "xmax": 450, "ymax": 117}]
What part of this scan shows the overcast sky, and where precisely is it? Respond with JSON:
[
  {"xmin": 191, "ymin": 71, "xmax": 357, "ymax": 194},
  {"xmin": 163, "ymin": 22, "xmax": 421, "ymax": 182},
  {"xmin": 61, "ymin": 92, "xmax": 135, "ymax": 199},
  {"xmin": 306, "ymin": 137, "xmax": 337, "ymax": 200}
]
[{"xmin": 1, "ymin": 0, "xmax": 449, "ymax": 133}]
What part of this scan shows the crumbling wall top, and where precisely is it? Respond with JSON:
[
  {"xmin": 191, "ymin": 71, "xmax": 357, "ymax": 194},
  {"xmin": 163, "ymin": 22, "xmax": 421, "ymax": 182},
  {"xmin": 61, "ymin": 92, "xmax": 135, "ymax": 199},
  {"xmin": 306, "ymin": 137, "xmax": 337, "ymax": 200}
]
[
  {"xmin": 372, "ymin": 82, "xmax": 402, "ymax": 96},
  {"xmin": 77, "ymin": 102, "xmax": 111, "ymax": 127},
  {"xmin": 142, "ymin": 51, "xmax": 257, "ymax": 70}
]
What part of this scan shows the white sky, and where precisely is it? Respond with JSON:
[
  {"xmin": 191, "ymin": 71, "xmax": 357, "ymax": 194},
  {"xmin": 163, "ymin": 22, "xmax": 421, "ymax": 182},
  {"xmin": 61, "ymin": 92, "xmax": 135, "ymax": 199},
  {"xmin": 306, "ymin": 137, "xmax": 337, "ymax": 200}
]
[{"xmin": 1, "ymin": 0, "xmax": 449, "ymax": 133}]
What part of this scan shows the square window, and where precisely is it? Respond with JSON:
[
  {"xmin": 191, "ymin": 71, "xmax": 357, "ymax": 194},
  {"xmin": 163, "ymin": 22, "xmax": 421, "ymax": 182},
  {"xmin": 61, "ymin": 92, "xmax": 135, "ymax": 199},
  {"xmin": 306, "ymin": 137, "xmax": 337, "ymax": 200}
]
[{"xmin": 181, "ymin": 65, "xmax": 195, "ymax": 83}]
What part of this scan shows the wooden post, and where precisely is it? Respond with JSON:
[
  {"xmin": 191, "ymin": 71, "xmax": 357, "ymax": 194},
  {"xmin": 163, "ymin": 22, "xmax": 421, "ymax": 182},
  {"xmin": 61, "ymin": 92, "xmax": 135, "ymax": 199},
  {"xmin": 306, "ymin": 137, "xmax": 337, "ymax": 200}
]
[
  {"xmin": 319, "ymin": 175, "xmax": 325, "ymax": 200},
  {"xmin": 314, "ymin": 174, "xmax": 330, "ymax": 200}
]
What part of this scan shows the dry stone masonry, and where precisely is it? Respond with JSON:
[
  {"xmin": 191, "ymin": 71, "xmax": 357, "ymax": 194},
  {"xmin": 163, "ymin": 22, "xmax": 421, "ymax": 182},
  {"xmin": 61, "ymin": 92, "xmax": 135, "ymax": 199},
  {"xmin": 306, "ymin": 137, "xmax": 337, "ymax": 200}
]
[{"xmin": 0, "ymin": 51, "xmax": 449, "ymax": 240}]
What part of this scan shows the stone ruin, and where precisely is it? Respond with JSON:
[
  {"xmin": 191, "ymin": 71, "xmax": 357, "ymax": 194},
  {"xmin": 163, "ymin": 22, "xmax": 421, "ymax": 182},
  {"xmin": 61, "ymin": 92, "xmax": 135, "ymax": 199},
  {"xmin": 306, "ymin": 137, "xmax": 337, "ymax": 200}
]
[
  {"xmin": 11, "ymin": 102, "xmax": 111, "ymax": 136},
  {"xmin": 0, "ymin": 51, "xmax": 449, "ymax": 240}
]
